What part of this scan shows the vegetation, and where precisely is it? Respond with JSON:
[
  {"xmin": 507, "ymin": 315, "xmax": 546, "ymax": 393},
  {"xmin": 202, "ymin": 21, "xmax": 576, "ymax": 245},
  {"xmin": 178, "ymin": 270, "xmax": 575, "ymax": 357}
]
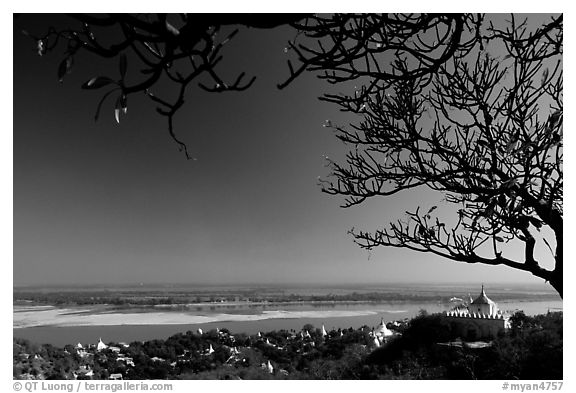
[
  {"xmin": 364, "ymin": 311, "xmax": 562, "ymax": 379},
  {"xmin": 14, "ymin": 311, "xmax": 562, "ymax": 380}
]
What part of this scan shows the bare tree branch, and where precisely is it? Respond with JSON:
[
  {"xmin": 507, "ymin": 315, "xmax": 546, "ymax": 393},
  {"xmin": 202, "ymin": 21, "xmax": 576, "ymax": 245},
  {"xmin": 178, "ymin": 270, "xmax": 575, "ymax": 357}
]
[{"xmin": 316, "ymin": 14, "xmax": 563, "ymax": 296}]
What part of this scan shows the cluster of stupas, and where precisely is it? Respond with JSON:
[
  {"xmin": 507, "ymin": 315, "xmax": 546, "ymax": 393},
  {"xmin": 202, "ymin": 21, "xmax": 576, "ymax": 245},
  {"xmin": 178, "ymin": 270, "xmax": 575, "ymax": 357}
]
[{"xmin": 369, "ymin": 318, "xmax": 395, "ymax": 347}]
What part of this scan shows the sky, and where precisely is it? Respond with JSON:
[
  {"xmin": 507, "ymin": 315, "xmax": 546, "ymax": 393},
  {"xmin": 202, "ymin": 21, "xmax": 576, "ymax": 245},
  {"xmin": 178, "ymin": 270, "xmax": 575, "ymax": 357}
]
[{"xmin": 12, "ymin": 14, "xmax": 562, "ymax": 288}]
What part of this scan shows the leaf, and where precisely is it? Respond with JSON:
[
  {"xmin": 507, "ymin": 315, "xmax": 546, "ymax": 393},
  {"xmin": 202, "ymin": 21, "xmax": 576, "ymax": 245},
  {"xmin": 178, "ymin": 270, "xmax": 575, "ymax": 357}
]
[
  {"xmin": 505, "ymin": 132, "xmax": 521, "ymax": 153},
  {"xmin": 120, "ymin": 94, "xmax": 128, "ymax": 114},
  {"xmin": 548, "ymin": 110, "xmax": 562, "ymax": 131},
  {"xmin": 114, "ymin": 95, "xmax": 123, "ymax": 124},
  {"xmin": 477, "ymin": 140, "xmax": 490, "ymax": 148},
  {"xmin": 165, "ymin": 21, "xmax": 180, "ymax": 36},
  {"xmin": 495, "ymin": 236, "xmax": 504, "ymax": 242},
  {"xmin": 143, "ymin": 42, "xmax": 161, "ymax": 57},
  {"xmin": 418, "ymin": 225, "xmax": 426, "ymax": 237},
  {"xmin": 58, "ymin": 56, "xmax": 74, "ymax": 83},
  {"xmin": 57, "ymin": 59, "xmax": 67, "ymax": 83},
  {"xmin": 427, "ymin": 206, "xmax": 437, "ymax": 214},
  {"xmin": 484, "ymin": 203, "xmax": 495, "ymax": 217},
  {"xmin": 37, "ymin": 39, "xmax": 45, "ymax": 56},
  {"xmin": 503, "ymin": 178, "xmax": 518, "ymax": 189},
  {"xmin": 119, "ymin": 53, "xmax": 127, "ymax": 79},
  {"xmin": 94, "ymin": 89, "xmax": 118, "ymax": 122},
  {"xmin": 541, "ymin": 68, "xmax": 549, "ymax": 86},
  {"xmin": 82, "ymin": 76, "xmax": 114, "ymax": 90},
  {"xmin": 506, "ymin": 139, "xmax": 519, "ymax": 153}
]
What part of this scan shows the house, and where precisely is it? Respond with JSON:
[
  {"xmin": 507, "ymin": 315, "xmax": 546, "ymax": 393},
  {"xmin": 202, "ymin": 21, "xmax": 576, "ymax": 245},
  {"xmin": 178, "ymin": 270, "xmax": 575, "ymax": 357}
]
[
  {"xmin": 73, "ymin": 366, "xmax": 94, "ymax": 379},
  {"xmin": 117, "ymin": 356, "xmax": 135, "ymax": 367}
]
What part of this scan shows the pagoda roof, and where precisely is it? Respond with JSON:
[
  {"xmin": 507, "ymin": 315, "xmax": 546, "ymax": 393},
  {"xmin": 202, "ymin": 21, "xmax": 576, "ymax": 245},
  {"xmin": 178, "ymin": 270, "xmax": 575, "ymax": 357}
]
[{"xmin": 470, "ymin": 285, "xmax": 495, "ymax": 305}]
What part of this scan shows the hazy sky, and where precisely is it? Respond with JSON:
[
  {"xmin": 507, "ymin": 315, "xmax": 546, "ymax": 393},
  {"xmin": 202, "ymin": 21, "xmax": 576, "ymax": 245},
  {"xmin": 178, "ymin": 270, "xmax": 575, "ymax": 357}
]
[{"xmin": 13, "ymin": 14, "xmax": 559, "ymax": 287}]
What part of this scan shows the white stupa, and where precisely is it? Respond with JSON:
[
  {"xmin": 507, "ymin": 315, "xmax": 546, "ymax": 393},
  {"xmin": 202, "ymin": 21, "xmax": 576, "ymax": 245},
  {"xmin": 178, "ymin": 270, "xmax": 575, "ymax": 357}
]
[
  {"xmin": 266, "ymin": 360, "xmax": 274, "ymax": 374},
  {"xmin": 96, "ymin": 338, "xmax": 108, "ymax": 351},
  {"xmin": 321, "ymin": 325, "xmax": 328, "ymax": 337},
  {"xmin": 197, "ymin": 328, "xmax": 203, "ymax": 335},
  {"xmin": 375, "ymin": 318, "xmax": 393, "ymax": 338},
  {"xmin": 469, "ymin": 285, "xmax": 499, "ymax": 316},
  {"xmin": 373, "ymin": 336, "xmax": 381, "ymax": 347}
]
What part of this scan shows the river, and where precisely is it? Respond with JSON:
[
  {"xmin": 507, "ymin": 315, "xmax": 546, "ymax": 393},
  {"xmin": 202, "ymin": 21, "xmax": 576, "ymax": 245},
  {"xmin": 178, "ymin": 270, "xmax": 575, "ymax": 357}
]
[{"xmin": 13, "ymin": 299, "xmax": 562, "ymax": 347}]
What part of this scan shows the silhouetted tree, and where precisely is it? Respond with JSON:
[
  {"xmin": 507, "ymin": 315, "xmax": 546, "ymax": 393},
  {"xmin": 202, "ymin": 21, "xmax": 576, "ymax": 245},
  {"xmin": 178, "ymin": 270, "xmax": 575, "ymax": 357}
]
[
  {"xmin": 20, "ymin": 14, "xmax": 562, "ymax": 295},
  {"xmin": 311, "ymin": 14, "xmax": 563, "ymax": 296}
]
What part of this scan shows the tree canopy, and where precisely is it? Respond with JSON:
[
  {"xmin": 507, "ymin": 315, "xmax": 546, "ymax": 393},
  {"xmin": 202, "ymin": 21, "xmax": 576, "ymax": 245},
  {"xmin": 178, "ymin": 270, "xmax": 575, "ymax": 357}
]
[
  {"xmin": 313, "ymin": 14, "xmax": 563, "ymax": 296},
  {"xmin": 19, "ymin": 13, "xmax": 563, "ymax": 296}
]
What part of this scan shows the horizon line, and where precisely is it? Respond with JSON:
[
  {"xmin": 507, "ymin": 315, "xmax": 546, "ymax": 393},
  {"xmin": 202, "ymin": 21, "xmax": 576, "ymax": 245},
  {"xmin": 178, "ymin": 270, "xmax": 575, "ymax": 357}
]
[{"xmin": 13, "ymin": 280, "xmax": 553, "ymax": 289}]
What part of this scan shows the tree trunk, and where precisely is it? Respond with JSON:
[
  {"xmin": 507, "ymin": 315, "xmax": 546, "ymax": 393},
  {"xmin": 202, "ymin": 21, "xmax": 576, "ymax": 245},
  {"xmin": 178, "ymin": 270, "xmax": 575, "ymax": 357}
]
[
  {"xmin": 550, "ymin": 276, "xmax": 562, "ymax": 299},
  {"xmin": 550, "ymin": 235, "xmax": 563, "ymax": 299}
]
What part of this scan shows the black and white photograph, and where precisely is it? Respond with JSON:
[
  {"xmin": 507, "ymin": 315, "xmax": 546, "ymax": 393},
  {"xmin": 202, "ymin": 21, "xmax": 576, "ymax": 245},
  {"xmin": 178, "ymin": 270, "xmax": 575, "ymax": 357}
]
[{"xmin": 12, "ymin": 8, "xmax": 564, "ymax": 384}]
